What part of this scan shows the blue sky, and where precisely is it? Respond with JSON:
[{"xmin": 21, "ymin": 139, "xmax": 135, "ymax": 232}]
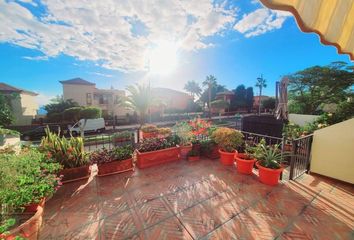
[{"xmin": 0, "ymin": 0, "xmax": 352, "ymax": 106}]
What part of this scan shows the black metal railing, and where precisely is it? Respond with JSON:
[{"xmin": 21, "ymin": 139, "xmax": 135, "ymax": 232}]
[
  {"xmin": 83, "ymin": 131, "xmax": 136, "ymax": 152},
  {"xmin": 289, "ymin": 134, "xmax": 313, "ymax": 180}
]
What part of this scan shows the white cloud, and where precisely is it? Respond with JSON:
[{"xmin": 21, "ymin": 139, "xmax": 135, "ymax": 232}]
[
  {"xmin": 0, "ymin": 0, "xmax": 237, "ymax": 72},
  {"xmin": 23, "ymin": 55, "xmax": 48, "ymax": 60},
  {"xmin": 234, "ymin": 8, "xmax": 291, "ymax": 38},
  {"xmin": 90, "ymin": 72, "xmax": 113, "ymax": 78}
]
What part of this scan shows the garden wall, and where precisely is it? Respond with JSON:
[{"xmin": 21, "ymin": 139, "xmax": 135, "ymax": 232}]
[
  {"xmin": 289, "ymin": 114, "xmax": 319, "ymax": 126},
  {"xmin": 310, "ymin": 118, "xmax": 354, "ymax": 184}
]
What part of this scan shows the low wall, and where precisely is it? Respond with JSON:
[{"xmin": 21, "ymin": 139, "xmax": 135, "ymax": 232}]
[
  {"xmin": 310, "ymin": 118, "xmax": 354, "ymax": 184},
  {"xmin": 289, "ymin": 114, "xmax": 319, "ymax": 126}
]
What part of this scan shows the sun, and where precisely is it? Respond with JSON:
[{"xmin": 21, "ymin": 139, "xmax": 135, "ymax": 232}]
[{"xmin": 147, "ymin": 42, "xmax": 178, "ymax": 75}]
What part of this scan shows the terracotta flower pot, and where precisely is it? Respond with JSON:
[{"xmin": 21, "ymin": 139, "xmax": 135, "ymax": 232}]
[
  {"xmin": 256, "ymin": 161, "xmax": 284, "ymax": 186},
  {"xmin": 24, "ymin": 198, "xmax": 46, "ymax": 213},
  {"xmin": 219, "ymin": 149, "xmax": 237, "ymax": 166},
  {"xmin": 142, "ymin": 131, "xmax": 158, "ymax": 139},
  {"xmin": 192, "ymin": 143, "xmax": 201, "ymax": 152},
  {"xmin": 136, "ymin": 146, "xmax": 180, "ymax": 169},
  {"xmin": 235, "ymin": 153, "xmax": 256, "ymax": 175},
  {"xmin": 2, "ymin": 201, "xmax": 45, "ymax": 240},
  {"xmin": 188, "ymin": 155, "xmax": 200, "ymax": 161},
  {"xmin": 180, "ymin": 144, "xmax": 192, "ymax": 160},
  {"xmin": 97, "ymin": 158, "xmax": 133, "ymax": 177},
  {"xmin": 59, "ymin": 165, "xmax": 91, "ymax": 184}
]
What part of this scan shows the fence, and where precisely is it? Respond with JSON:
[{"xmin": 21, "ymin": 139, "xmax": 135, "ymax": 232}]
[{"xmin": 289, "ymin": 134, "xmax": 313, "ymax": 180}]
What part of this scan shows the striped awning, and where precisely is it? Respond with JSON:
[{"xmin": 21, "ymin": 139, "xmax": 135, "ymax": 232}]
[{"xmin": 260, "ymin": 0, "xmax": 354, "ymax": 60}]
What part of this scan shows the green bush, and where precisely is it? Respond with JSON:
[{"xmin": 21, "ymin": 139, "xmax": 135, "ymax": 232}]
[
  {"xmin": 0, "ymin": 148, "xmax": 61, "ymax": 217},
  {"xmin": 80, "ymin": 107, "xmax": 102, "ymax": 119},
  {"xmin": 62, "ymin": 107, "xmax": 82, "ymax": 122},
  {"xmin": 211, "ymin": 127, "xmax": 244, "ymax": 152},
  {"xmin": 40, "ymin": 128, "xmax": 89, "ymax": 169},
  {"xmin": 0, "ymin": 128, "xmax": 19, "ymax": 136}
]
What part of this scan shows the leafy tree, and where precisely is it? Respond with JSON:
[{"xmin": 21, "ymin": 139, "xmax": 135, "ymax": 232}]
[
  {"xmin": 62, "ymin": 107, "xmax": 83, "ymax": 122},
  {"xmin": 288, "ymin": 62, "xmax": 354, "ymax": 114},
  {"xmin": 184, "ymin": 81, "xmax": 202, "ymax": 100},
  {"xmin": 0, "ymin": 93, "xmax": 14, "ymax": 126},
  {"xmin": 230, "ymin": 85, "xmax": 246, "ymax": 110},
  {"xmin": 44, "ymin": 95, "xmax": 79, "ymax": 117},
  {"xmin": 262, "ymin": 97, "xmax": 276, "ymax": 110},
  {"xmin": 80, "ymin": 107, "xmax": 102, "ymax": 119},
  {"xmin": 255, "ymin": 75, "xmax": 267, "ymax": 115},
  {"xmin": 245, "ymin": 87, "xmax": 254, "ymax": 112},
  {"xmin": 124, "ymin": 84, "xmax": 155, "ymax": 124},
  {"xmin": 202, "ymin": 75, "xmax": 218, "ymax": 119}
]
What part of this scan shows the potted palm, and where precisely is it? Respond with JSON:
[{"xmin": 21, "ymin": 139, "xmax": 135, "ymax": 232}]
[
  {"xmin": 253, "ymin": 139, "xmax": 284, "ymax": 186},
  {"xmin": 90, "ymin": 146, "xmax": 134, "ymax": 177},
  {"xmin": 173, "ymin": 121, "xmax": 193, "ymax": 160},
  {"xmin": 40, "ymin": 128, "xmax": 90, "ymax": 184},
  {"xmin": 211, "ymin": 127, "xmax": 244, "ymax": 165},
  {"xmin": 187, "ymin": 149, "xmax": 200, "ymax": 161},
  {"xmin": 235, "ymin": 144, "xmax": 257, "ymax": 175},
  {"xmin": 136, "ymin": 136, "xmax": 180, "ymax": 168}
]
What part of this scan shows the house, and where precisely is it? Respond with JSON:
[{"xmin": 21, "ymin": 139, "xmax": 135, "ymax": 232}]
[
  {"xmin": 212, "ymin": 91, "xmax": 234, "ymax": 114},
  {"xmin": 150, "ymin": 87, "xmax": 193, "ymax": 113},
  {"xmin": 0, "ymin": 83, "xmax": 39, "ymax": 125},
  {"xmin": 60, "ymin": 78, "xmax": 130, "ymax": 118}
]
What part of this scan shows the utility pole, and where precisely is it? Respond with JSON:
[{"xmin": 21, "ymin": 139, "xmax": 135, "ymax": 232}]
[
  {"xmin": 256, "ymin": 74, "xmax": 266, "ymax": 115},
  {"xmin": 208, "ymin": 82, "xmax": 211, "ymax": 120}
]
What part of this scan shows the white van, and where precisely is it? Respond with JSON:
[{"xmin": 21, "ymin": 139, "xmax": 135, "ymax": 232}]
[{"xmin": 69, "ymin": 118, "xmax": 105, "ymax": 135}]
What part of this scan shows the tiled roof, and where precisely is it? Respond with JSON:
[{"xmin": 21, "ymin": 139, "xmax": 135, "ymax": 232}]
[
  {"xmin": 0, "ymin": 82, "xmax": 38, "ymax": 95},
  {"xmin": 59, "ymin": 78, "xmax": 95, "ymax": 86}
]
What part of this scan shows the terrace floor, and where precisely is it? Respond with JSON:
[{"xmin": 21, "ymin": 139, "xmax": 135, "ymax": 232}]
[{"xmin": 40, "ymin": 158, "xmax": 354, "ymax": 240}]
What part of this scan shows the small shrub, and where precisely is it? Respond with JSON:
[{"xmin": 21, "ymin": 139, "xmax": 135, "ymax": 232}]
[
  {"xmin": 211, "ymin": 127, "xmax": 244, "ymax": 152},
  {"xmin": 137, "ymin": 137, "xmax": 176, "ymax": 153},
  {"xmin": 0, "ymin": 128, "xmax": 19, "ymax": 136},
  {"xmin": 90, "ymin": 146, "xmax": 133, "ymax": 165},
  {"xmin": 141, "ymin": 124, "xmax": 158, "ymax": 133},
  {"xmin": 172, "ymin": 121, "xmax": 193, "ymax": 146},
  {"xmin": 157, "ymin": 127, "xmax": 171, "ymax": 135}
]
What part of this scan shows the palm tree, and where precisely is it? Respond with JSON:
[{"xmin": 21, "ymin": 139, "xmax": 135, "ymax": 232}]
[
  {"xmin": 255, "ymin": 75, "xmax": 267, "ymax": 115},
  {"xmin": 124, "ymin": 84, "xmax": 155, "ymax": 125},
  {"xmin": 184, "ymin": 81, "xmax": 202, "ymax": 100},
  {"xmin": 202, "ymin": 75, "xmax": 217, "ymax": 119}
]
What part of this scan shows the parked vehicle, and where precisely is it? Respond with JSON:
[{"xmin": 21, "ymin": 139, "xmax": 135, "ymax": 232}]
[
  {"xmin": 21, "ymin": 125, "xmax": 61, "ymax": 141},
  {"xmin": 69, "ymin": 118, "xmax": 105, "ymax": 136}
]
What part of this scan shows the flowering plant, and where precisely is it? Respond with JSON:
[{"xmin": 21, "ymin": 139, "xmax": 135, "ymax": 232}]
[
  {"xmin": 141, "ymin": 124, "xmax": 158, "ymax": 133},
  {"xmin": 172, "ymin": 121, "xmax": 193, "ymax": 146},
  {"xmin": 90, "ymin": 146, "xmax": 134, "ymax": 165},
  {"xmin": 137, "ymin": 137, "xmax": 176, "ymax": 153},
  {"xmin": 188, "ymin": 118, "xmax": 211, "ymax": 136}
]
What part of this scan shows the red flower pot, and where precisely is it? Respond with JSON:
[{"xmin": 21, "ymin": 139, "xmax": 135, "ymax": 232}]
[
  {"xmin": 24, "ymin": 198, "xmax": 46, "ymax": 213},
  {"xmin": 59, "ymin": 165, "xmax": 91, "ymax": 184},
  {"xmin": 180, "ymin": 144, "xmax": 192, "ymax": 160},
  {"xmin": 219, "ymin": 149, "xmax": 237, "ymax": 166},
  {"xmin": 97, "ymin": 158, "xmax": 133, "ymax": 177},
  {"xmin": 142, "ymin": 131, "xmax": 158, "ymax": 139},
  {"xmin": 235, "ymin": 153, "xmax": 256, "ymax": 175},
  {"xmin": 256, "ymin": 161, "xmax": 284, "ymax": 186},
  {"xmin": 188, "ymin": 155, "xmax": 200, "ymax": 161},
  {"xmin": 136, "ymin": 146, "xmax": 180, "ymax": 169},
  {"xmin": 2, "ymin": 200, "xmax": 45, "ymax": 240}
]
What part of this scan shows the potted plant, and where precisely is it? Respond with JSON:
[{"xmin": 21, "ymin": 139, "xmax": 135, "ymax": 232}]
[
  {"xmin": 40, "ymin": 128, "xmax": 90, "ymax": 184},
  {"xmin": 200, "ymin": 139, "xmax": 219, "ymax": 159},
  {"xmin": 140, "ymin": 124, "xmax": 158, "ymax": 139},
  {"xmin": 112, "ymin": 131, "xmax": 132, "ymax": 144},
  {"xmin": 0, "ymin": 148, "xmax": 61, "ymax": 239},
  {"xmin": 136, "ymin": 137, "xmax": 180, "ymax": 168},
  {"xmin": 90, "ymin": 146, "xmax": 134, "ymax": 177},
  {"xmin": 157, "ymin": 127, "xmax": 172, "ymax": 138},
  {"xmin": 187, "ymin": 149, "xmax": 200, "ymax": 161},
  {"xmin": 173, "ymin": 121, "xmax": 193, "ymax": 159},
  {"xmin": 253, "ymin": 139, "xmax": 284, "ymax": 186},
  {"xmin": 211, "ymin": 127, "xmax": 244, "ymax": 166},
  {"xmin": 235, "ymin": 144, "xmax": 257, "ymax": 175}
]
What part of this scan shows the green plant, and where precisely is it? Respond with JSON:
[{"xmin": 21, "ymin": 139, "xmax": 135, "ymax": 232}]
[
  {"xmin": 40, "ymin": 128, "xmax": 89, "ymax": 169},
  {"xmin": 0, "ymin": 148, "xmax": 61, "ymax": 220},
  {"xmin": 112, "ymin": 131, "xmax": 132, "ymax": 140},
  {"xmin": 251, "ymin": 139, "xmax": 283, "ymax": 169},
  {"xmin": 188, "ymin": 149, "xmax": 199, "ymax": 157},
  {"xmin": 137, "ymin": 137, "xmax": 176, "ymax": 153},
  {"xmin": 172, "ymin": 121, "xmax": 193, "ymax": 146},
  {"xmin": 141, "ymin": 124, "xmax": 158, "ymax": 133},
  {"xmin": 157, "ymin": 127, "xmax": 171, "ymax": 135},
  {"xmin": 80, "ymin": 107, "xmax": 102, "ymax": 119},
  {"xmin": 90, "ymin": 146, "xmax": 133, "ymax": 165},
  {"xmin": 0, "ymin": 128, "xmax": 19, "ymax": 136},
  {"xmin": 200, "ymin": 139, "xmax": 217, "ymax": 154},
  {"xmin": 211, "ymin": 127, "xmax": 244, "ymax": 152}
]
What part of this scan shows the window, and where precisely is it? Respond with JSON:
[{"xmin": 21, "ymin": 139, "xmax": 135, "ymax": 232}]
[
  {"xmin": 99, "ymin": 94, "xmax": 108, "ymax": 104},
  {"xmin": 86, "ymin": 93, "xmax": 92, "ymax": 105}
]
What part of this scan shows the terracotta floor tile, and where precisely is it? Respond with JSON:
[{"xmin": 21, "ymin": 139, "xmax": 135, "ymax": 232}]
[
  {"xmin": 100, "ymin": 192, "xmax": 131, "ymax": 217},
  {"xmin": 136, "ymin": 198, "xmax": 173, "ymax": 229},
  {"xmin": 165, "ymin": 188, "xmax": 202, "ymax": 214},
  {"xmin": 177, "ymin": 203, "xmax": 222, "ymax": 239}
]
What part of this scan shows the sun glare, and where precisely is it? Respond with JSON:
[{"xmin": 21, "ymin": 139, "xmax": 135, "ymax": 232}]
[{"xmin": 147, "ymin": 42, "xmax": 177, "ymax": 75}]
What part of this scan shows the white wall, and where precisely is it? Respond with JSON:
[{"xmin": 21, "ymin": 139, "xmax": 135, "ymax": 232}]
[{"xmin": 289, "ymin": 114, "xmax": 319, "ymax": 126}]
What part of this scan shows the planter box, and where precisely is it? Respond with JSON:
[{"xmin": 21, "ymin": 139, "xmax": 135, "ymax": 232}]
[
  {"xmin": 24, "ymin": 198, "xmax": 46, "ymax": 213},
  {"xmin": 202, "ymin": 146, "xmax": 219, "ymax": 159},
  {"xmin": 142, "ymin": 131, "xmax": 158, "ymax": 139},
  {"xmin": 1, "ymin": 201, "xmax": 45, "ymax": 240},
  {"xmin": 97, "ymin": 158, "xmax": 133, "ymax": 177},
  {"xmin": 136, "ymin": 146, "xmax": 180, "ymax": 169},
  {"xmin": 59, "ymin": 165, "xmax": 91, "ymax": 184},
  {"xmin": 188, "ymin": 156, "xmax": 200, "ymax": 161},
  {"xmin": 180, "ymin": 144, "xmax": 192, "ymax": 160}
]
